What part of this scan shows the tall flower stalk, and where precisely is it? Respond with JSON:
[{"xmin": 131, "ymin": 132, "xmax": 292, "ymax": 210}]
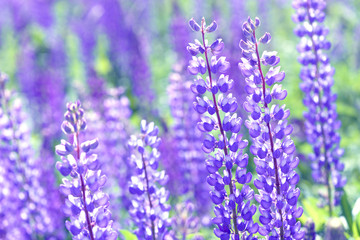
[
  {"xmin": 55, "ymin": 101, "xmax": 117, "ymax": 240},
  {"xmin": 187, "ymin": 18, "xmax": 258, "ymax": 239},
  {"xmin": 84, "ymin": 83, "xmax": 133, "ymax": 221},
  {"xmin": 0, "ymin": 72, "xmax": 62, "ymax": 239},
  {"xmin": 238, "ymin": 17, "xmax": 304, "ymax": 239},
  {"xmin": 128, "ymin": 120, "xmax": 171, "ymax": 239},
  {"xmin": 292, "ymin": 0, "xmax": 346, "ymax": 215},
  {"xmin": 163, "ymin": 65, "xmax": 209, "ymax": 215}
]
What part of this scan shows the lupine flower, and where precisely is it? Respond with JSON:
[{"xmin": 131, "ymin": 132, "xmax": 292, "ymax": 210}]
[
  {"xmin": 55, "ymin": 101, "xmax": 117, "ymax": 240},
  {"xmin": 238, "ymin": 17, "xmax": 304, "ymax": 239},
  {"xmin": 0, "ymin": 0, "xmax": 54, "ymax": 32},
  {"xmin": 16, "ymin": 36, "xmax": 67, "ymax": 236},
  {"xmin": 16, "ymin": 29, "xmax": 66, "ymax": 149},
  {"xmin": 304, "ymin": 219, "xmax": 315, "ymax": 240},
  {"xmin": 292, "ymin": 0, "xmax": 346, "ymax": 213},
  {"xmin": 0, "ymin": 72, "xmax": 62, "ymax": 239},
  {"xmin": 227, "ymin": 0, "xmax": 248, "ymax": 116},
  {"xmin": 84, "ymin": 84, "xmax": 133, "ymax": 222},
  {"xmin": 188, "ymin": 18, "xmax": 258, "ymax": 239},
  {"xmin": 161, "ymin": 65, "xmax": 210, "ymax": 216},
  {"xmin": 128, "ymin": 120, "xmax": 171, "ymax": 239},
  {"xmin": 165, "ymin": 5, "xmax": 208, "ymax": 213},
  {"xmin": 100, "ymin": 0, "xmax": 155, "ymax": 104}
]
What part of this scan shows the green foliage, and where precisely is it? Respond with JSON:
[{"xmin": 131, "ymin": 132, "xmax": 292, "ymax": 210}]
[
  {"xmin": 301, "ymin": 197, "xmax": 329, "ymax": 231},
  {"xmin": 0, "ymin": 27, "xmax": 18, "ymax": 83},
  {"xmin": 119, "ymin": 229, "xmax": 137, "ymax": 240},
  {"xmin": 94, "ymin": 34, "xmax": 112, "ymax": 76},
  {"xmin": 341, "ymin": 191, "xmax": 354, "ymax": 235}
]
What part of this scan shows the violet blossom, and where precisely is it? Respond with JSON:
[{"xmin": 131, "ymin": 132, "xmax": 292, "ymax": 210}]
[
  {"xmin": 128, "ymin": 120, "xmax": 171, "ymax": 239},
  {"xmin": 0, "ymin": 72, "xmax": 62, "ymax": 239},
  {"xmin": 55, "ymin": 101, "xmax": 117, "ymax": 240},
  {"xmin": 188, "ymin": 17, "xmax": 258, "ymax": 239},
  {"xmin": 238, "ymin": 17, "xmax": 304, "ymax": 239},
  {"xmin": 292, "ymin": 0, "xmax": 346, "ymax": 213}
]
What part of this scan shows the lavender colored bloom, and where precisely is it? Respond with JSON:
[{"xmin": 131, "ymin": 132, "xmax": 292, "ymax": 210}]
[
  {"xmin": 304, "ymin": 219, "xmax": 315, "ymax": 240},
  {"xmin": 55, "ymin": 101, "xmax": 117, "ymax": 240},
  {"xmin": 293, "ymin": 0, "xmax": 346, "ymax": 213},
  {"xmin": 188, "ymin": 18, "xmax": 258, "ymax": 239},
  {"xmin": 84, "ymin": 85, "xmax": 133, "ymax": 222},
  {"xmin": 2, "ymin": 0, "xmax": 54, "ymax": 31},
  {"xmin": 227, "ymin": 0, "xmax": 248, "ymax": 117},
  {"xmin": 16, "ymin": 36, "xmax": 67, "ymax": 234},
  {"xmin": 99, "ymin": 0, "xmax": 155, "ymax": 104},
  {"xmin": 16, "ymin": 32, "xmax": 66, "ymax": 144},
  {"xmin": 161, "ymin": 64, "xmax": 209, "ymax": 215},
  {"xmin": 238, "ymin": 17, "xmax": 304, "ymax": 239},
  {"xmin": 0, "ymin": 72, "xmax": 62, "ymax": 239},
  {"xmin": 128, "ymin": 120, "xmax": 171, "ymax": 239},
  {"xmin": 71, "ymin": 0, "xmax": 100, "ymax": 65}
]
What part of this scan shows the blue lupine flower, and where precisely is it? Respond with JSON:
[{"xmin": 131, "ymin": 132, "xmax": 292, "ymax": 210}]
[
  {"xmin": 84, "ymin": 85, "xmax": 133, "ymax": 222},
  {"xmin": 55, "ymin": 101, "xmax": 118, "ymax": 240},
  {"xmin": 188, "ymin": 18, "xmax": 258, "ymax": 240},
  {"xmin": 128, "ymin": 120, "xmax": 171, "ymax": 239},
  {"xmin": 238, "ymin": 17, "xmax": 304, "ymax": 239},
  {"xmin": 293, "ymin": 0, "xmax": 346, "ymax": 213},
  {"xmin": 0, "ymin": 72, "xmax": 63, "ymax": 239},
  {"xmin": 161, "ymin": 64, "xmax": 210, "ymax": 216}
]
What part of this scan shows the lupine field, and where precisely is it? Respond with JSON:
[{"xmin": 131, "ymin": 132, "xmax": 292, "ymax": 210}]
[{"xmin": 1, "ymin": 0, "xmax": 360, "ymax": 239}]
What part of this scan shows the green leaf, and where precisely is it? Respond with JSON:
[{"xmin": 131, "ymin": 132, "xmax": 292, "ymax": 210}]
[
  {"xmin": 341, "ymin": 191, "xmax": 353, "ymax": 236},
  {"xmin": 119, "ymin": 229, "xmax": 137, "ymax": 240},
  {"xmin": 354, "ymin": 212, "xmax": 360, "ymax": 237},
  {"xmin": 301, "ymin": 197, "xmax": 328, "ymax": 231}
]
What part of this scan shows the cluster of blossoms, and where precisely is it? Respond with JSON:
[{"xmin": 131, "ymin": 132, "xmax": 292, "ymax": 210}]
[
  {"xmin": 292, "ymin": 0, "xmax": 346, "ymax": 212},
  {"xmin": 187, "ymin": 18, "xmax": 258, "ymax": 239},
  {"xmin": 164, "ymin": 65, "xmax": 209, "ymax": 215},
  {"xmin": 84, "ymin": 83, "xmax": 133, "ymax": 220},
  {"xmin": 55, "ymin": 101, "xmax": 117, "ymax": 240},
  {"xmin": 238, "ymin": 17, "xmax": 304, "ymax": 239},
  {"xmin": 163, "ymin": 3, "xmax": 210, "ymax": 217},
  {"xmin": 128, "ymin": 120, "xmax": 171, "ymax": 239},
  {"xmin": 0, "ymin": 72, "xmax": 61, "ymax": 239}
]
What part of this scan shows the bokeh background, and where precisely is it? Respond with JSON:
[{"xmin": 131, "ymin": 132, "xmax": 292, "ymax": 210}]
[{"xmin": 1, "ymin": 0, "xmax": 360, "ymax": 239}]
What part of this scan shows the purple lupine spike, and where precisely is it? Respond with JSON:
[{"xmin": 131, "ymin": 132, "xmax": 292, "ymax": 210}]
[
  {"xmin": 304, "ymin": 219, "xmax": 316, "ymax": 240},
  {"xmin": 98, "ymin": 0, "xmax": 155, "ymax": 104},
  {"xmin": 2, "ymin": 0, "xmax": 54, "ymax": 32},
  {"xmin": 161, "ymin": 64, "xmax": 210, "ymax": 216},
  {"xmin": 16, "ymin": 31, "xmax": 66, "ymax": 144},
  {"xmin": 83, "ymin": 84, "xmax": 133, "ymax": 223},
  {"xmin": 238, "ymin": 17, "xmax": 304, "ymax": 239},
  {"xmin": 16, "ymin": 35, "xmax": 67, "ymax": 234},
  {"xmin": 0, "ymin": 72, "xmax": 63, "ymax": 239},
  {"xmin": 227, "ymin": 0, "xmax": 248, "ymax": 118},
  {"xmin": 71, "ymin": 1, "xmax": 100, "ymax": 65},
  {"xmin": 187, "ymin": 18, "xmax": 258, "ymax": 239},
  {"xmin": 292, "ymin": 0, "xmax": 346, "ymax": 214},
  {"xmin": 55, "ymin": 101, "xmax": 118, "ymax": 240},
  {"xmin": 128, "ymin": 120, "xmax": 171, "ymax": 239}
]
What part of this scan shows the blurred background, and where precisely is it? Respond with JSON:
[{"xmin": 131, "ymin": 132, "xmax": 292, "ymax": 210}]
[{"xmin": 1, "ymin": 0, "xmax": 360, "ymax": 238}]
